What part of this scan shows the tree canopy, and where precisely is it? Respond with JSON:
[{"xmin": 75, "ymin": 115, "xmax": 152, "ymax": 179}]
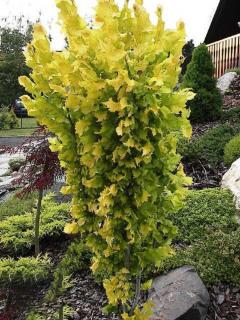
[{"xmin": 0, "ymin": 20, "xmax": 32, "ymax": 106}]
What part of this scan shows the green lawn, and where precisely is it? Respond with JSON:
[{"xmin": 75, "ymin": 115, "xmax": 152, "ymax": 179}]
[
  {"xmin": 0, "ymin": 128, "xmax": 36, "ymax": 137},
  {"xmin": 0, "ymin": 118, "xmax": 39, "ymax": 137}
]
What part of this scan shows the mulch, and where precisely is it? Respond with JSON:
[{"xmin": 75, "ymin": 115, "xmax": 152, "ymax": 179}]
[
  {"xmin": 184, "ymin": 160, "xmax": 227, "ymax": 189},
  {"xmin": 207, "ymin": 285, "xmax": 240, "ymax": 320}
]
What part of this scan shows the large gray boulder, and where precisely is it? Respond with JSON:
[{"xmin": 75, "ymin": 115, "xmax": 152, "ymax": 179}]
[
  {"xmin": 149, "ymin": 266, "xmax": 210, "ymax": 320},
  {"xmin": 221, "ymin": 158, "xmax": 240, "ymax": 222},
  {"xmin": 217, "ymin": 72, "xmax": 237, "ymax": 94}
]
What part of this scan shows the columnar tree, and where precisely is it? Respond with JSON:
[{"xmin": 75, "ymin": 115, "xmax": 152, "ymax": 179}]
[
  {"xmin": 19, "ymin": 0, "xmax": 193, "ymax": 317},
  {"xmin": 182, "ymin": 43, "xmax": 222, "ymax": 123}
]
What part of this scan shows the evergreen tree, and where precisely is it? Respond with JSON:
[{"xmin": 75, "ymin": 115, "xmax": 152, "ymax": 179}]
[{"xmin": 183, "ymin": 43, "xmax": 222, "ymax": 123}]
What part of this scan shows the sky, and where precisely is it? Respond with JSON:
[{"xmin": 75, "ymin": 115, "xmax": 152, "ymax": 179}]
[{"xmin": 0, "ymin": 0, "xmax": 220, "ymax": 50}]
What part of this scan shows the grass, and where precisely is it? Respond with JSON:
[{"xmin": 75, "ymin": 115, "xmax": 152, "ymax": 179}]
[
  {"xmin": 0, "ymin": 128, "xmax": 36, "ymax": 137},
  {"xmin": 0, "ymin": 192, "xmax": 37, "ymax": 220},
  {"xmin": 0, "ymin": 118, "xmax": 39, "ymax": 137}
]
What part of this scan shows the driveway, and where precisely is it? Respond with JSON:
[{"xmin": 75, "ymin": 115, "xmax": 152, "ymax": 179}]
[{"xmin": 0, "ymin": 136, "xmax": 27, "ymax": 147}]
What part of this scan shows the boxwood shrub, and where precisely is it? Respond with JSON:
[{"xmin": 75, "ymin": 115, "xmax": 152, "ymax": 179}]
[
  {"xmin": 224, "ymin": 134, "xmax": 240, "ymax": 166},
  {"xmin": 169, "ymin": 188, "xmax": 237, "ymax": 243},
  {"xmin": 159, "ymin": 188, "xmax": 240, "ymax": 286}
]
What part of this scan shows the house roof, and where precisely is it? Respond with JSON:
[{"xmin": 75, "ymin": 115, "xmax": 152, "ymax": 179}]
[{"xmin": 205, "ymin": 0, "xmax": 240, "ymax": 44}]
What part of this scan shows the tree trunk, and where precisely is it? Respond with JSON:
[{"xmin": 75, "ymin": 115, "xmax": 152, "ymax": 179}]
[
  {"xmin": 130, "ymin": 272, "xmax": 142, "ymax": 315},
  {"xmin": 35, "ymin": 189, "xmax": 43, "ymax": 257},
  {"xmin": 59, "ymin": 302, "xmax": 64, "ymax": 320}
]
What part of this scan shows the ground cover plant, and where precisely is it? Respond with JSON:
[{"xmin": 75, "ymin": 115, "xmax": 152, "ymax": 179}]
[
  {"xmin": 224, "ymin": 134, "xmax": 240, "ymax": 166},
  {"xmin": 169, "ymin": 188, "xmax": 238, "ymax": 243},
  {"xmin": 159, "ymin": 188, "xmax": 240, "ymax": 286},
  {"xmin": 0, "ymin": 191, "xmax": 69, "ymax": 320},
  {"xmin": 178, "ymin": 123, "xmax": 240, "ymax": 168},
  {"xmin": 8, "ymin": 157, "xmax": 25, "ymax": 172},
  {"xmin": 19, "ymin": 0, "xmax": 194, "ymax": 317},
  {"xmin": 221, "ymin": 106, "xmax": 240, "ymax": 122},
  {"xmin": 0, "ymin": 193, "xmax": 69, "ymax": 254},
  {"xmin": 46, "ymin": 239, "xmax": 91, "ymax": 302},
  {"xmin": 0, "ymin": 255, "xmax": 52, "ymax": 288}
]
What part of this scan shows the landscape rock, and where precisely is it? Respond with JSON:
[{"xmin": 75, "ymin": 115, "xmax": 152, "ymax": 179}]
[
  {"xmin": 221, "ymin": 158, "xmax": 240, "ymax": 222},
  {"xmin": 149, "ymin": 266, "xmax": 210, "ymax": 320},
  {"xmin": 223, "ymin": 74, "xmax": 240, "ymax": 109},
  {"xmin": 217, "ymin": 72, "xmax": 237, "ymax": 95}
]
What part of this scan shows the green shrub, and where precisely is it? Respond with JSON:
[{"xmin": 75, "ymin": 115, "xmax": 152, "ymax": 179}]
[
  {"xmin": 0, "ymin": 255, "xmax": 51, "ymax": 287},
  {"xmin": 0, "ymin": 106, "xmax": 18, "ymax": 129},
  {"xmin": 169, "ymin": 188, "xmax": 237, "ymax": 244},
  {"xmin": 178, "ymin": 124, "xmax": 240, "ymax": 167},
  {"xmin": 0, "ymin": 192, "xmax": 36, "ymax": 220},
  {"xmin": 158, "ymin": 188, "xmax": 240, "ymax": 286},
  {"xmin": 8, "ymin": 156, "xmax": 25, "ymax": 172},
  {"xmin": 224, "ymin": 134, "xmax": 240, "ymax": 166},
  {"xmin": 0, "ymin": 193, "xmax": 69, "ymax": 253},
  {"xmin": 182, "ymin": 44, "xmax": 222, "ymax": 123},
  {"xmin": 225, "ymin": 68, "xmax": 240, "ymax": 75},
  {"xmin": 26, "ymin": 313, "xmax": 45, "ymax": 320},
  {"xmin": 221, "ymin": 107, "xmax": 240, "ymax": 122},
  {"xmin": 159, "ymin": 229, "xmax": 240, "ymax": 286},
  {"xmin": 27, "ymin": 306, "xmax": 74, "ymax": 320},
  {"xmin": 20, "ymin": 0, "xmax": 194, "ymax": 313}
]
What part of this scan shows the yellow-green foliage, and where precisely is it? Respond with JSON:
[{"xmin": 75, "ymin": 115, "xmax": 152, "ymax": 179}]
[
  {"xmin": 19, "ymin": 0, "xmax": 193, "ymax": 316},
  {"xmin": 0, "ymin": 255, "xmax": 51, "ymax": 287},
  {"xmin": 0, "ymin": 193, "xmax": 69, "ymax": 253}
]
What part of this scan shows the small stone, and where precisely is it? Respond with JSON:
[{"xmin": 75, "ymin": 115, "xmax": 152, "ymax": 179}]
[
  {"xmin": 217, "ymin": 294, "xmax": 225, "ymax": 305},
  {"xmin": 71, "ymin": 311, "xmax": 81, "ymax": 320},
  {"xmin": 217, "ymin": 72, "xmax": 237, "ymax": 94},
  {"xmin": 221, "ymin": 158, "xmax": 240, "ymax": 222}
]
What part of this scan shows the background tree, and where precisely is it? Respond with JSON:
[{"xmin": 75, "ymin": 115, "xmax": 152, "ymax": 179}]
[
  {"xmin": 182, "ymin": 43, "xmax": 222, "ymax": 123},
  {"xmin": 0, "ymin": 17, "xmax": 33, "ymax": 106},
  {"xmin": 181, "ymin": 39, "xmax": 195, "ymax": 77}
]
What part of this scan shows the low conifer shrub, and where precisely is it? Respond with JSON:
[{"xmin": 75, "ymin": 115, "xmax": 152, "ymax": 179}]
[{"xmin": 182, "ymin": 44, "xmax": 222, "ymax": 123}]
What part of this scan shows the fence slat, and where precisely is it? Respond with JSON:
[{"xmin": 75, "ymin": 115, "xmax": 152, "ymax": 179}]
[{"xmin": 207, "ymin": 33, "xmax": 240, "ymax": 78}]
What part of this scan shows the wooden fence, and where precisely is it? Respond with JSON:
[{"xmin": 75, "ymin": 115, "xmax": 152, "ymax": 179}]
[{"xmin": 207, "ymin": 33, "xmax": 240, "ymax": 78}]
